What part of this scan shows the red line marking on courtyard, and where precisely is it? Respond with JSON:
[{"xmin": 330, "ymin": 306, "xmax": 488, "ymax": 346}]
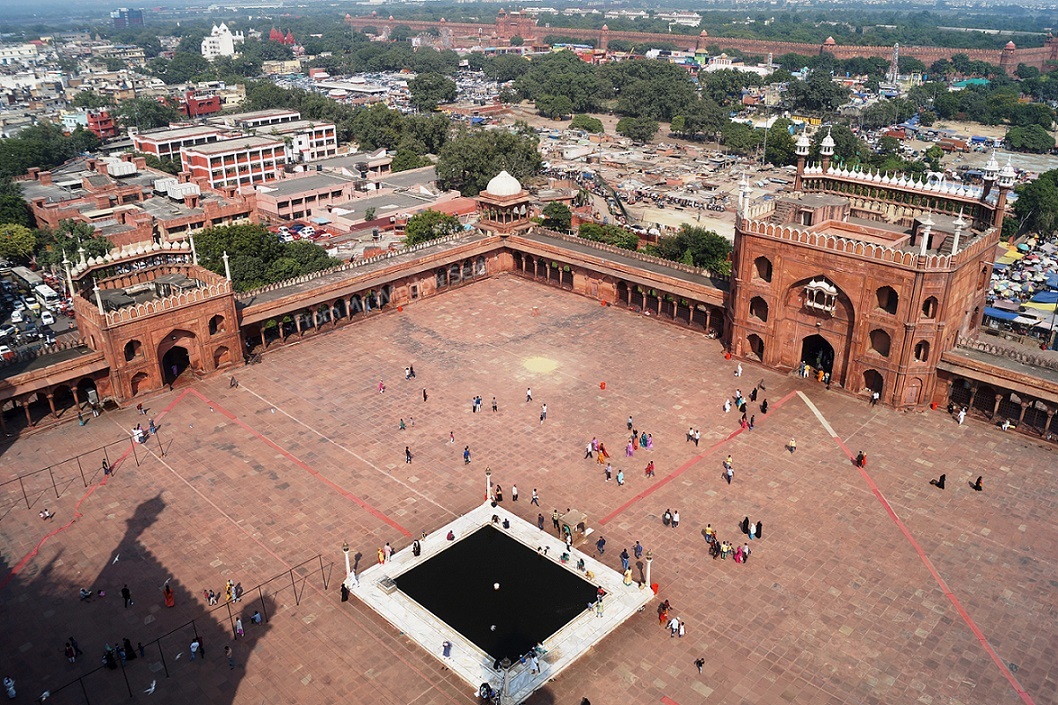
[
  {"xmin": 828, "ymin": 427, "xmax": 1036, "ymax": 705},
  {"xmin": 660, "ymin": 697, "xmax": 681, "ymax": 705},
  {"xmin": 599, "ymin": 390, "xmax": 799, "ymax": 525},
  {"xmin": 185, "ymin": 389, "xmax": 412, "ymax": 537}
]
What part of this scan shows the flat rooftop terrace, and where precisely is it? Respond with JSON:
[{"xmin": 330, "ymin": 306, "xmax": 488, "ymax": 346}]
[{"xmin": 0, "ymin": 276, "xmax": 1054, "ymax": 705}]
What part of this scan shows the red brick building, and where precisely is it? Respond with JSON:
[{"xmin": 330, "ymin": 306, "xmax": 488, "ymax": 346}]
[
  {"xmin": 181, "ymin": 136, "xmax": 286, "ymax": 190},
  {"xmin": 727, "ymin": 134, "xmax": 1013, "ymax": 408},
  {"xmin": 86, "ymin": 109, "xmax": 118, "ymax": 140}
]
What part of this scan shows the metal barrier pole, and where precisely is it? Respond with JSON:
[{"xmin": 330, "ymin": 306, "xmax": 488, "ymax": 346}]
[
  {"xmin": 48, "ymin": 466, "xmax": 59, "ymax": 499},
  {"xmin": 318, "ymin": 554, "xmax": 328, "ymax": 590},
  {"xmin": 18, "ymin": 476, "xmax": 29, "ymax": 509},
  {"xmin": 76, "ymin": 455, "xmax": 87, "ymax": 487},
  {"xmin": 157, "ymin": 639, "xmax": 169, "ymax": 678},
  {"xmin": 290, "ymin": 569, "xmax": 299, "ymax": 605}
]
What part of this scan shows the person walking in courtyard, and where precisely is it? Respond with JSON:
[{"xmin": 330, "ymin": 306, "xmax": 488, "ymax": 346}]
[
  {"xmin": 605, "ymin": 463, "xmax": 613, "ymax": 482},
  {"xmin": 492, "ymin": 396, "xmax": 497, "ymax": 412},
  {"xmin": 620, "ymin": 548, "xmax": 630, "ymax": 571},
  {"xmin": 735, "ymin": 362, "xmax": 742, "ymax": 377},
  {"xmin": 686, "ymin": 426, "xmax": 694, "ymax": 442},
  {"xmin": 672, "ymin": 510, "xmax": 680, "ymax": 528},
  {"xmin": 725, "ymin": 465, "xmax": 733, "ymax": 484},
  {"xmin": 538, "ymin": 513, "xmax": 545, "ymax": 530},
  {"xmin": 634, "ymin": 541, "xmax": 643, "ymax": 559},
  {"xmin": 693, "ymin": 429, "xmax": 700, "ymax": 447},
  {"xmin": 761, "ymin": 399, "xmax": 769, "ymax": 414},
  {"xmin": 616, "ymin": 469, "xmax": 625, "ymax": 486},
  {"xmin": 121, "ymin": 584, "xmax": 133, "ymax": 608},
  {"xmin": 755, "ymin": 521, "xmax": 763, "ymax": 539},
  {"xmin": 957, "ymin": 407, "xmax": 967, "ymax": 425},
  {"xmin": 531, "ymin": 488, "xmax": 540, "ymax": 505},
  {"xmin": 644, "ymin": 460, "xmax": 655, "ymax": 477},
  {"xmin": 541, "ymin": 403, "xmax": 547, "ymax": 421},
  {"xmin": 422, "ymin": 388, "xmax": 428, "ymax": 402},
  {"xmin": 512, "ymin": 485, "xmax": 519, "ymax": 502},
  {"xmin": 748, "ymin": 521, "xmax": 756, "ymax": 540},
  {"xmin": 526, "ymin": 387, "xmax": 532, "ymax": 402},
  {"xmin": 463, "ymin": 446, "xmax": 471, "ymax": 464},
  {"xmin": 225, "ymin": 645, "xmax": 235, "ymax": 670},
  {"xmin": 787, "ymin": 437, "xmax": 797, "ymax": 454},
  {"xmin": 405, "ymin": 446, "xmax": 412, "ymax": 464},
  {"xmin": 595, "ymin": 536, "xmax": 606, "ymax": 554},
  {"xmin": 627, "ymin": 415, "xmax": 633, "ymax": 431},
  {"xmin": 378, "ymin": 379, "xmax": 385, "ymax": 394},
  {"xmin": 552, "ymin": 509, "xmax": 560, "ymax": 532},
  {"xmin": 585, "ymin": 441, "xmax": 594, "ymax": 459}
]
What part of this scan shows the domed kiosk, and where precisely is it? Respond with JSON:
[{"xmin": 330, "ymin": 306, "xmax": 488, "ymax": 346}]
[{"xmin": 476, "ymin": 170, "xmax": 533, "ymax": 235}]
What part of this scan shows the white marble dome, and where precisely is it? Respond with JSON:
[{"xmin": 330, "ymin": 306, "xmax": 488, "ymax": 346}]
[{"xmin": 485, "ymin": 170, "xmax": 522, "ymax": 197}]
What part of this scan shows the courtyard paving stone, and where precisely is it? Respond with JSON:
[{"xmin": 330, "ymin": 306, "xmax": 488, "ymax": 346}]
[{"xmin": 0, "ymin": 273, "xmax": 1054, "ymax": 705}]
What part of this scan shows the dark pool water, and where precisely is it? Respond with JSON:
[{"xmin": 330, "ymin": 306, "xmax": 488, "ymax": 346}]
[{"xmin": 396, "ymin": 525, "xmax": 598, "ymax": 661}]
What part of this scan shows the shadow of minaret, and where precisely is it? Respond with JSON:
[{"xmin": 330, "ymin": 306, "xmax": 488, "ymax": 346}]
[{"xmin": 1, "ymin": 494, "xmax": 274, "ymax": 704}]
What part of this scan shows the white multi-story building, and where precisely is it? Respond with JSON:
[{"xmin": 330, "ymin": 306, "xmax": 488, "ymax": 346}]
[
  {"xmin": 0, "ymin": 44, "xmax": 44, "ymax": 67},
  {"xmin": 656, "ymin": 11, "xmax": 702, "ymax": 27},
  {"xmin": 201, "ymin": 23, "xmax": 245, "ymax": 60}
]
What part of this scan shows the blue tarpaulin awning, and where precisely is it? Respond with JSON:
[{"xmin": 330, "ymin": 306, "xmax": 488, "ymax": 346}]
[
  {"xmin": 984, "ymin": 307, "xmax": 1020, "ymax": 322},
  {"xmin": 1030, "ymin": 291, "xmax": 1058, "ymax": 304}
]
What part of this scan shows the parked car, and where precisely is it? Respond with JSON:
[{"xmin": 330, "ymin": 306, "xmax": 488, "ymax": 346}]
[
  {"xmin": 0, "ymin": 344, "xmax": 13, "ymax": 360},
  {"xmin": 24, "ymin": 297, "xmax": 40, "ymax": 312},
  {"xmin": 41, "ymin": 310, "xmax": 55, "ymax": 326},
  {"xmin": 0, "ymin": 324, "xmax": 16, "ymax": 339},
  {"xmin": 12, "ymin": 298, "xmax": 25, "ymax": 311},
  {"xmin": 10, "ymin": 309, "xmax": 23, "ymax": 323},
  {"xmin": 302, "ymin": 225, "xmax": 316, "ymax": 237}
]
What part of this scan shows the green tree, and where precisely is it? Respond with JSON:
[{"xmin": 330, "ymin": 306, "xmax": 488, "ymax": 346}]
[
  {"xmin": 509, "ymin": 35, "xmax": 524, "ymax": 47},
  {"xmin": 578, "ymin": 222, "xmax": 638, "ymax": 249},
  {"xmin": 615, "ymin": 117, "xmax": 658, "ymax": 143},
  {"xmin": 811, "ymin": 124, "xmax": 865, "ymax": 164},
  {"xmin": 541, "ymin": 202, "xmax": 572, "ymax": 231},
  {"xmin": 1006, "ymin": 124, "xmax": 1055, "ymax": 153},
  {"xmin": 763, "ymin": 118, "xmax": 797, "ymax": 166},
  {"xmin": 0, "ymin": 180, "xmax": 33, "ymax": 228},
  {"xmin": 408, "ymin": 72, "xmax": 457, "ymax": 112},
  {"xmin": 404, "ymin": 209, "xmax": 462, "ymax": 246},
  {"xmin": 785, "ymin": 70, "xmax": 850, "ymax": 113},
  {"xmin": 0, "ymin": 123, "xmax": 90, "ymax": 179},
  {"xmin": 195, "ymin": 224, "xmax": 338, "ymax": 291},
  {"xmin": 1012, "ymin": 169, "xmax": 1058, "ymax": 236},
  {"xmin": 0, "ymin": 223, "xmax": 36, "ymax": 264},
  {"xmin": 391, "ymin": 146, "xmax": 431, "ymax": 172},
  {"xmin": 436, "ymin": 127, "xmax": 542, "ymax": 197},
  {"xmin": 535, "ymin": 94, "xmax": 574, "ymax": 119},
  {"xmin": 483, "ymin": 55, "xmax": 530, "ymax": 82},
  {"xmin": 117, "ymin": 97, "xmax": 181, "ymax": 130},
  {"xmin": 720, "ymin": 121, "xmax": 762, "ymax": 155},
  {"xmin": 72, "ymin": 90, "xmax": 112, "ymax": 109},
  {"xmin": 649, "ymin": 224, "xmax": 731, "ymax": 274},
  {"xmin": 148, "ymin": 52, "xmax": 210, "ymax": 84},
  {"xmin": 570, "ymin": 114, "xmax": 604, "ymax": 133},
  {"xmin": 364, "ymin": 207, "xmax": 376, "ymax": 221}
]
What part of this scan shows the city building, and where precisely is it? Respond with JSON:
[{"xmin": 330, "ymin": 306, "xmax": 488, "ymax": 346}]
[
  {"xmin": 727, "ymin": 135, "xmax": 1011, "ymax": 408},
  {"xmin": 0, "ymin": 44, "xmax": 43, "ymax": 67},
  {"xmin": 208, "ymin": 108, "xmax": 301, "ymax": 130},
  {"xmin": 109, "ymin": 8, "xmax": 144, "ymax": 30},
  {"xmin": 254, "ymin": 172, "xmax": 359, "ymax": 222},
  {"xmin": 131, "ymin": 125, "xmax": 228, "ymax": 164},
  {"xmin": 261, "ymin": 120, "xmax": 338, "ymax": 163},
  {"xmin": 20, "ymin": 154, "xmax": 257, "ymax": 248},
  {"xmin": 200, "ymin": 23, "xmax": 245, "ymax": 61},
  {"xmin": 177, "ymin": 88, "xmax": 223, "ymax": 118},
  {"xmin": 180, "ymin": 136, "xmax": 286, "ymax": 190},
  {"xmin": 86, "ymin": 109, "xmax": 119, "ymax": 140}
]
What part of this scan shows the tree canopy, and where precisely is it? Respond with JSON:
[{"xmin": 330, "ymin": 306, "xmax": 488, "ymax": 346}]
[
  {"xmin": 408, "ymin": 72, "xmax": 457, "ymax": 112},
  {"xmin": 116, "ymin": 97, "xmax": 181, "ymax": 130},
  {"xmin": 1013, "ymin": 169, "xmax": 1058, "ymax": 237},
  {"xmin": 403, "ymin": 209, "xmax": 462, "ymax": 246},
  {"xmin": 0, "ymin": 123, "xmax": 99, "ymax": 180},
  {"xmin": 569, "ymin": 114, "xmax": 604, "ymax": 133},
  {"xmin": 436, "ymin": 127, "xmax": 542, "ymax": 197},
  {"xmin": 616, "ymin": 117, "xmax": 659, "ymax": 144},
  {"xmin": 1006, "ymin": 124, "xmax": 1055, "ymax": 154},
  {"xmin": 194, "ymin": 224, "xmax": 339, "ymax": 291},
  {"xmin": 541, "ymin": 202, "xmax": 572, "ymax": 231},
  {"xmin": 648, "ymin": 225, "xmax": 732, "ymax": 274},
  {"xmin": 0, "ymin": 224, "xmax": 36, "ymax": 264},
  {"xmin": 578, "ymin": 222, "xmax": 638, "ymax": 250}
]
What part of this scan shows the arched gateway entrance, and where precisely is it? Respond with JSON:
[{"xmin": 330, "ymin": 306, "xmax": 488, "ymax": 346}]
[
  {"xmin": 159, "ymin": 329, "xmax": 198, "ymax": 385},
  {"xmin": 801, "ymin": 334, "xmax": 834, "ymax": 374}
]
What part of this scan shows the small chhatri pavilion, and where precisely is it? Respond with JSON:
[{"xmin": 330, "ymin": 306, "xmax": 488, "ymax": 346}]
[{"xmin": 476, "ymin": 170, "xmax": 533, "ymax": 235}]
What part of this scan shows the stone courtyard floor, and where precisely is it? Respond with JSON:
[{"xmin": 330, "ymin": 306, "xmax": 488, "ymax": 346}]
[{"xmin": 0, "ymin": 273, "xmax": 1055, "ymax": 705}]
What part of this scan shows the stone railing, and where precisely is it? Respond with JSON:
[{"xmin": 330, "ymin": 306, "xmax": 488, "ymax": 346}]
[
  {"xmin": 104, "ymin": 281, "xmax": 232, "ymax": 326},
  {"xmin": 802, "ymin": 163, "xmax": 986, "ymax": 201},
  {"xmin": 739, "ymin": 217, "xmax": 957, "ymax": 270},
  {"xmin": 957, "ymin": 335, "xmax": 1058, "ymax": 374},
  {"xmin": 0, "ymin": 339, "xmax": 92, "ymax": 370},
  {"xmin": 238, "ymin": 232, "xmax": 482, "ymax": 300},
  {"xmin": 526, "ymin": 228, "xmax": 728, "ymax": 283}
]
